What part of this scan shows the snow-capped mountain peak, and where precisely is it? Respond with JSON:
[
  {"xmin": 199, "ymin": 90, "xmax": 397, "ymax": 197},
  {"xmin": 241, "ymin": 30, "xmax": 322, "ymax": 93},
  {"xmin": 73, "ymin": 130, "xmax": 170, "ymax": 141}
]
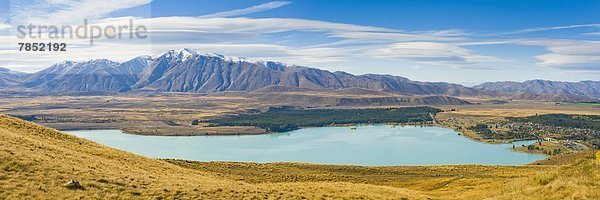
[{"xmin": 158, "ymin": 48, "xmax": 268, "ymax": 64}]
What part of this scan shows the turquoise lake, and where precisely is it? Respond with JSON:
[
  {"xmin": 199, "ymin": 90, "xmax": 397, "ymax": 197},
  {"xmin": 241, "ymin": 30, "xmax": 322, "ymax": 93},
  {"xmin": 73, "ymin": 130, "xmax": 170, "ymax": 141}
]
[{"xmin": 66, "ymin": 125, "xmax": 547, "ymax": 166}]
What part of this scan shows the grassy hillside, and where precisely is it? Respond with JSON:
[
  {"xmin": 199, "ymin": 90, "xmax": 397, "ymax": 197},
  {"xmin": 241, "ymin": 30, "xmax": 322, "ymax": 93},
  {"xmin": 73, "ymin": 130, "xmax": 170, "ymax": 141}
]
[
  {"xmin": 1, "ymin": 114, "xmax": 598, "ymax": 199},
  {"xmin": 168, "ymin": 152, "xmax": 599, "ymax": 199},
  {"xmin": 0, "ymin": 114, "xmax": 424, "ymax": 199}
]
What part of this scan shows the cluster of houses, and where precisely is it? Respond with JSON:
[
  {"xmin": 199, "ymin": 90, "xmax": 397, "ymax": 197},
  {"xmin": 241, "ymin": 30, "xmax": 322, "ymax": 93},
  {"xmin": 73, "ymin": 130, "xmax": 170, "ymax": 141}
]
[
  {"xmin": 561, "ymin": 140, "xmax": 588, "ymax": 151},
  {"xmin": 480, "ymin": 121, "xmax": 599, "ymax": 149}
]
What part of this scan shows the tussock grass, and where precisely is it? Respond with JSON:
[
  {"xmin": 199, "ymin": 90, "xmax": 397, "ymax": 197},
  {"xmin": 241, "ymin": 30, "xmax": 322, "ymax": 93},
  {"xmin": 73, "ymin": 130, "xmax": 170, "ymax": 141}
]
[
  {"xmin": 1, "ymin": 114, "xmax": 598, "ymax": 199},
  {"xmin": 0, "ymin": 115, "xmax": 427, "ymax": 199},
  {"xmin": 168, "ymin": 153, "xmax": 599, "ymax": 199}
]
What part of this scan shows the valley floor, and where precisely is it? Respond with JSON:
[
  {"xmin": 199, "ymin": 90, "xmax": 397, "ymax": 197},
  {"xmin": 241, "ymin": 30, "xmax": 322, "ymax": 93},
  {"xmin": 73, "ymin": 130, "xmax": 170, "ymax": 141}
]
[
  {"xmin": 1, "ymin": 93, "xmax": 598, "ymax": 138},
  {"xmin": 1, "ymin": 94, "xmax": 598, "ymax": 157}
]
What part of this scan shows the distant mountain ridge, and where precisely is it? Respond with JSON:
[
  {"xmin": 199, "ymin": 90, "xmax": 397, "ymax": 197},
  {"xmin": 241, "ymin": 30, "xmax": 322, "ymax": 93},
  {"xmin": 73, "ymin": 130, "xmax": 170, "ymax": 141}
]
[
  {"xmin": 0, "ymin": 67, "xmax": 28, "ymax": 89},
  {"xmin": 128, "ymin": 49, "xmax": 482, "ymax": 96},
  {"xmin": 23, "ymin": 57, "xmax": 151, "ymax": 92},
  {"xmin": 0, "ymin": 49, "xmax": 597, "ymax": 102},
  {"xmin": 475, "ymin": 80, "xmax": 600, "ymax": 99},
  {"xmin": 244, "ymin": 85, "xmax": 472, "ymax": 106}
]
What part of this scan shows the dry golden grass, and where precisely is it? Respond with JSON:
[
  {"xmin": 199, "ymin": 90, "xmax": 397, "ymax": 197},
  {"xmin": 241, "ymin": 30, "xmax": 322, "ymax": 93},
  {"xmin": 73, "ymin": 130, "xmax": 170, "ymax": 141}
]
[
  {"xmin": 168, "ymin": 160, "xmax": 543, "ymax": 194},
  {"xmin": 531, "ymin": 151, "xmax": 594, "ymax": 166},
  {"xmin": 439, "ymin": 101, "xmax": 600, "ymax": 118},
  {"xmin": 0, "ymin": 114, "xmax": 430, "ymax": 199},
  {"xmin": 0, "ymin": 94, "xmax": 267, "ymax": 131},
  {"xmin": 1, "ymin": 114, "xmax": 598, "ymax": 199},
  {"xmin": 168, "ymin": 149, "xmax": 599, "ymax": 199}
]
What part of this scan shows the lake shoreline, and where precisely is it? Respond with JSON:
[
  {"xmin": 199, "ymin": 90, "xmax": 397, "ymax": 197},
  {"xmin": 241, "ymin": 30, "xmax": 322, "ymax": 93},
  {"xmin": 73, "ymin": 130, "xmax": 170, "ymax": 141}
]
[
  {"xmin": 66, "ymin": 125, "xmax": 548, "ymax": 166},
  {"xmin": 57, "ymin": 120, "xmax": 558, "ymax": 161},
  {"xmin": 55, "ymin": 121, "xmax": 544, "ymax": 147},
  {"xmin": 121, "ymin": 122, "xmax": 538, "ymax": 146}
]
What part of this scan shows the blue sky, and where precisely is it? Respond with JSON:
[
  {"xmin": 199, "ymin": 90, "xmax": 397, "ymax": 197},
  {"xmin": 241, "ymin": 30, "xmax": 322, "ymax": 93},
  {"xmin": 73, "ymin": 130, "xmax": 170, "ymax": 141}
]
[
  {"xmin": 150, "ymin": 0, "xmax": 600, "ymax": 31},
  {"xmin": 2, "ymin": 0, "xmax": 600, "ymax": 85}
]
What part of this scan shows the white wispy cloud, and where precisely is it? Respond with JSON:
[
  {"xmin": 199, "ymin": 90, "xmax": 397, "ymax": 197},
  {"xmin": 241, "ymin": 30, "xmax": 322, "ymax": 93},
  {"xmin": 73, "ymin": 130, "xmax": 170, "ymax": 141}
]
[
  {"xmin": 517, "ymin": 39, "xmax": 600, "ymax": 70},
  {"xmin": 416, "ymin": 29, "xmax": 472, "ymax": 37},
  {"xmin": 365, "ymin": 42, "xmax": 506, "ymax": 68},
  {"xmin": 4, "ymin": 0, "xmax": 599, "ymax": 77},
  {"xmin": 584, "ymin": 32, "xmax": 600, "ymax": 36},
  {"xmin": 559, "ymin": 70, "xmax": 600, "ymax": 75},
  {"xmin": 499, "ymin": 24, "xmax": 600, "ymax": 35},
  {"xmin": 95, "ymin": 16, "xmax": 497, "ymax": 67},
  {"xmin": 0, "ymin": 23, "xmax": 10, "ymax": 30},
  {"xmin": 1, "ymin": 14, "xmax": 507, "ymax": 72},
  {"xmin": 0, "ymin": 15, "xmax": 9, "ymax": 30},
  {"xmin": 3, "ymin": 0, "xmax": 498, "ymax": 72},
  {"xmin": 536, "ymin": 53, "xmax": 600, "ymax": 69},
  {"xmin": 11, "ymin": 0, "xmax": 151, "ymax": 25},
  {"xmin": 199, "ymin": 1, "xmax": 292, "ymax": 18},
  {"xmin": 142, "ymin": 17, "xmax": 396, "ymax": 36}
]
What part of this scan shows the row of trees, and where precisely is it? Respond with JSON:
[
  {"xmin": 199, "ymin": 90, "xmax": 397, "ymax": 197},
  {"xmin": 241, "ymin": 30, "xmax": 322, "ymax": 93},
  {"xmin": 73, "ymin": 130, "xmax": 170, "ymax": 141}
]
[{"xmin": 210, "ymin": 106, "xmax": 442, "ymax": 132}]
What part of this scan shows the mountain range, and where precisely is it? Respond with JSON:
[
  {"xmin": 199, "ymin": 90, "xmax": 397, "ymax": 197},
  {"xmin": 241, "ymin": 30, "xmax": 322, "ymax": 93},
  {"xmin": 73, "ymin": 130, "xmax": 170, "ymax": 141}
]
[
  {"xmin": 0, "ymin": 48, "xmax": 598, "ymax": 102},
  {"xmin": 0, "ymin": 67, "xmax": 29, "ymax": 89},
  {"xmin": 474, "ymin": 80, "xmax": 600, "ymax": 99}
]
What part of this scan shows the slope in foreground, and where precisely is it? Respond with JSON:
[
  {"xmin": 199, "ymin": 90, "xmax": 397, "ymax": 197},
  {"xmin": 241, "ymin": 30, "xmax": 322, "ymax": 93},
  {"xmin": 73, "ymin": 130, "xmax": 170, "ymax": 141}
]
[{"xmin": 0, "ymin": 115, "xmax": 598, "ymax": 199}]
